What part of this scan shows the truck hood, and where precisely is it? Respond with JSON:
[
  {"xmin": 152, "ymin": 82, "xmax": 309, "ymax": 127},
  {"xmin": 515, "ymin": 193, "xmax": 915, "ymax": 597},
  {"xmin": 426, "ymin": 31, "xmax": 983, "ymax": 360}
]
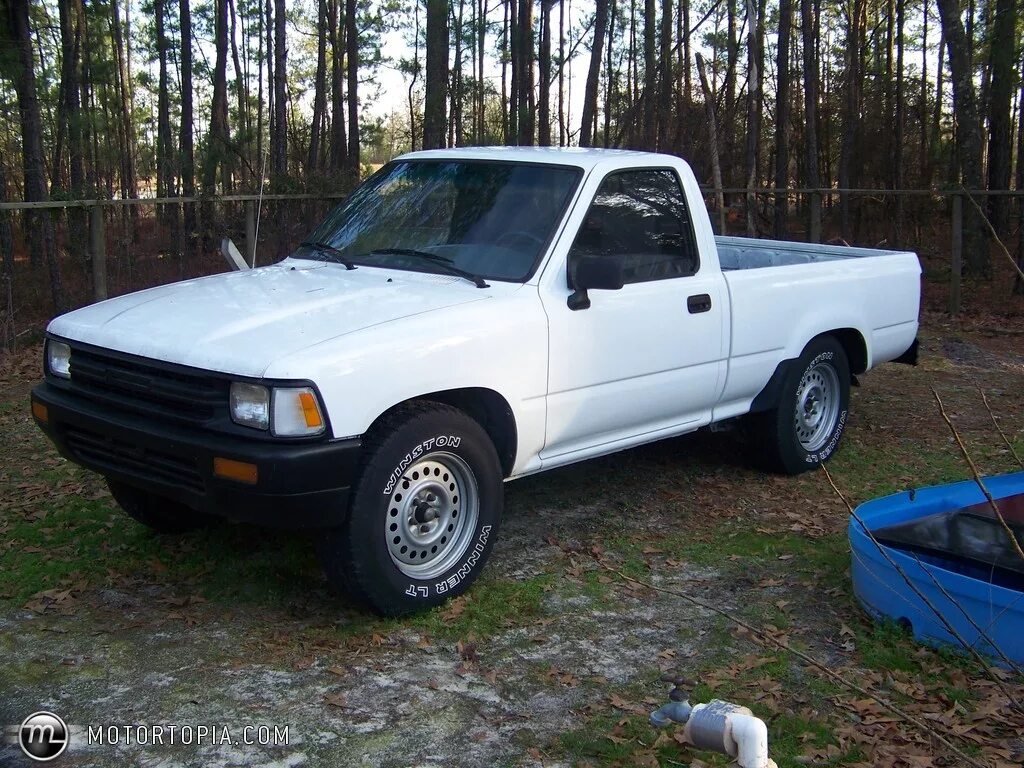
[{"xmin": 48, "ymin": 259, "xmax": 497, "ymax": 377}]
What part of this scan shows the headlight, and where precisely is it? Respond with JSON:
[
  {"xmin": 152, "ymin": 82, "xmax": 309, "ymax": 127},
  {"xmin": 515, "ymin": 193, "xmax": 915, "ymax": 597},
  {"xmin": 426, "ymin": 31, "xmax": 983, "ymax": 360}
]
[
  {"xmin": 271, "ymin": 386, "xmax": 325, "ymax": 437},
  {"xmin": 47, "ymin": 340, "xmax": 72, "ymax": 379},
  {"xmin": 229, "ymin": 382, "xmax": 270, "ymax": 430},
  {"xmin": 229, "ymin": 382, "xmax": 324, "ymax": 436}
]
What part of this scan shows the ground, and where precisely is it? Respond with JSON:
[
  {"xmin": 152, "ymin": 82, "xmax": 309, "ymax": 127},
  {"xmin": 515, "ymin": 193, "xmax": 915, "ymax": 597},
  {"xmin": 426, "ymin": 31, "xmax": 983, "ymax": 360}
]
[{"xmin": 1, "ymin": 313, "xmax": 1023, "ymax": 768}]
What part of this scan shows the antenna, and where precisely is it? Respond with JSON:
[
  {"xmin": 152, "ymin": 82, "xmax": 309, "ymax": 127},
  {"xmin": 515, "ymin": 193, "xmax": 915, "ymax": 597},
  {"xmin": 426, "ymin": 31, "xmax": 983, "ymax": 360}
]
[{"xmin": 252, "ymin": 148, "xmax": 269, "ymax": 268}]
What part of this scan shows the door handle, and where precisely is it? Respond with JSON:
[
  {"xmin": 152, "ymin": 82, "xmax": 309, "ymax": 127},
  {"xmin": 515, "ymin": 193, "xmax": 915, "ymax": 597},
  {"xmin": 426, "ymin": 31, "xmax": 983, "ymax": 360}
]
[{"xmin": 687, "ymin": 293, "xmax": 712, "ymax": 314}]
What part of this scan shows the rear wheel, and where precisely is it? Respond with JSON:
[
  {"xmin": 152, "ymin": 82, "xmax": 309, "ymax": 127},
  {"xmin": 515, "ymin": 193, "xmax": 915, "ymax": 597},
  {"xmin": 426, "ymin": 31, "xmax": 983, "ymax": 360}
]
[
  {"xmin": 317, "ymin": 402, "xmax": 503, "ymax": 616},
  {"xmin": 107, "ymin": 479, "xmax": 213, "ymax": 534},
  {"xmin": 758, "ymin": 336, "xmax": 850, "ymax": 474}
]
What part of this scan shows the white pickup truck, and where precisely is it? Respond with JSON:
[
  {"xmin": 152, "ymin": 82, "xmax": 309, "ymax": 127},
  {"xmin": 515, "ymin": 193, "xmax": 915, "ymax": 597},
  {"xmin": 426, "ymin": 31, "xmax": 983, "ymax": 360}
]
[{"xmin": 32, "ymin": 148, "xmax": 920, "ymax": 614}]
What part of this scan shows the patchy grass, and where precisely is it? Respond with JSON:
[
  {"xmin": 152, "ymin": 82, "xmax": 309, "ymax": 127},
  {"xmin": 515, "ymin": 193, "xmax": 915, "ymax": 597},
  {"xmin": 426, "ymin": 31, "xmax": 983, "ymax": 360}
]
[{"xmin": 2, "ymin": 319, "xmax": 1024, "ymax": 767}]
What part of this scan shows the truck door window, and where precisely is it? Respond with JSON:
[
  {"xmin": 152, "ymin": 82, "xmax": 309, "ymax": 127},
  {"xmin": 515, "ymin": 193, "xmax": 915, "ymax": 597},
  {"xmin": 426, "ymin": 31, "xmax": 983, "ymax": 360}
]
[{"xmin": 568, "ymin": 169, "xmax": 699, "ymax": 284}]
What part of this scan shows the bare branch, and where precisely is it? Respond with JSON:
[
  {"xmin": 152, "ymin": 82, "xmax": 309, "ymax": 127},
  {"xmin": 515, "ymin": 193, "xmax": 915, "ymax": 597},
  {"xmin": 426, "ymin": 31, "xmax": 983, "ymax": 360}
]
[
  {"xmin": 932, "ymin": 387, "xmax": 1024, "ymax": 562},
  {"xmin": 976, "ymin": 383, "xmax": 1024, "ymax": 470}
]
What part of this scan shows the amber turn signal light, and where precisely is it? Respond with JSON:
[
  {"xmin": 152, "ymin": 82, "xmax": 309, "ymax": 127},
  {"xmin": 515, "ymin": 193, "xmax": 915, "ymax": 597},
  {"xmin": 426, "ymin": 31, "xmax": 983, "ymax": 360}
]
[
  {"xmin": 213, "ymin": 457, "xmax": 258, "ymax": 484},
  {"xmin": 31, "ymin": 401, "xmax": 48, "ymax": 423},
  {"xmin": 298, "ymin": 391, "xmax": 323, "ymax": 429}
]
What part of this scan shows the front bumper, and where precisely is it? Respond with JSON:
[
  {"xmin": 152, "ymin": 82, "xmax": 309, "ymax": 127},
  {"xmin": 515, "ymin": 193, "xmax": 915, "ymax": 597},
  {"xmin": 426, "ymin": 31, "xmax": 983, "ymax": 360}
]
[{"xmin": 31, "ymin": 382, "xmax": 361, "ymax": 529}]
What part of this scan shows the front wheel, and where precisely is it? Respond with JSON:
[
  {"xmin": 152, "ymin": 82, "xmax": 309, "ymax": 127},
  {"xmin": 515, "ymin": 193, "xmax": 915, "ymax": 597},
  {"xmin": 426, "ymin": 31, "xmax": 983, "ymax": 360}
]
[
  {"xmin": 317, "ymin": 402, "xmax": 503, "ymax": 616},
  {"xmin": 758, "ymin": 336, "xmax": 851, "ymax": 475}
]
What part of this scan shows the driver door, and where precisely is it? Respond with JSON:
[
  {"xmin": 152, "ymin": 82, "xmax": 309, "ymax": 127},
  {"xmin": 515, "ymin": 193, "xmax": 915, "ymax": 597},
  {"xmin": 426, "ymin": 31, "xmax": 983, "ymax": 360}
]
[{"xmin": 540, "ymin": 167, "xmax": 727, "ymax": 462}]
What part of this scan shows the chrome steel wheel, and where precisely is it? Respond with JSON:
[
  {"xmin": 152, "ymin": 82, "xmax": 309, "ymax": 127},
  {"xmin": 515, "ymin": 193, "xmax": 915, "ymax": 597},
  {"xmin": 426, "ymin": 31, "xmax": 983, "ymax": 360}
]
[
  {"xmin": 385, "ymin": 452, "xmax": 480, "ymax": 580},
  {"xmin": 793, "ymin": 361, "xmax": 841, "ymax": 452}
]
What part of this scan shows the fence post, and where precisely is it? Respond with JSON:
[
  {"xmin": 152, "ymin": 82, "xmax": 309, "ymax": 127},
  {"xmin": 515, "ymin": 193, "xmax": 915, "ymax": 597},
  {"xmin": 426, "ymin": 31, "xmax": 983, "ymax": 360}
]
[
  {"xmin": 245, "ymin": 200, "xmax": 256, "ymax": 267},
  {"xmin": 89, "ymin": 204, "xmax": 107, "ymax": 302},
  {"xmin": 949, "ymin": 194, "xmax": 962, "ymax": 316},
  {"xmin": 809, "ymin": 191, "xmax": 822, "ymax": 243}
]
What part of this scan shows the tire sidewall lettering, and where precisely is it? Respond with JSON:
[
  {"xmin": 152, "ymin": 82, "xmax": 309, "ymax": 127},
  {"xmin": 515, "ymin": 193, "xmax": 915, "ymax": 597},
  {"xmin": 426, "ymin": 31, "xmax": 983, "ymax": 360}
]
[
  {"xmin": 798, "ymin": 349, "xmax": 847, "ymax": 465},
  {"xmin": 404, "ymin": 524, "xmax": 493, "ymax": 598},
  {"xmin": 383, "ymin": 435, "xmax": 463, "ymax": 496},
  {"xmin": 803, "ymin": 408, "xmax": 847, "ymax": 464}
]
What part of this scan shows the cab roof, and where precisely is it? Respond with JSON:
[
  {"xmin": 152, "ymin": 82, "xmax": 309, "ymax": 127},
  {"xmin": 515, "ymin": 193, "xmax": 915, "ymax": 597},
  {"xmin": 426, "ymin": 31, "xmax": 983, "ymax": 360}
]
[{"xmin": 396, "ymin": 146, "xmax": 676, "ymax": 171}]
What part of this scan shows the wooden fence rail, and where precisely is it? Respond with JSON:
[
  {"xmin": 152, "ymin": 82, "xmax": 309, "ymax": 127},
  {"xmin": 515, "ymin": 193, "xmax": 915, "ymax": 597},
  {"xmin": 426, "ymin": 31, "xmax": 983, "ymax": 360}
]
[{"xmin": 1, "ymin": 188, "xmax": 1022, "ymax": 316}]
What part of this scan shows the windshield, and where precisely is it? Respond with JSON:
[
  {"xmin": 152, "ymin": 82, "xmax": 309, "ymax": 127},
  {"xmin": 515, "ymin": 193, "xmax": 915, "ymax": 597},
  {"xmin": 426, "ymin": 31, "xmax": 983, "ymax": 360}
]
[{"xmin": 295, "ymin": 160, "xmax": 583, "ymax": 282}]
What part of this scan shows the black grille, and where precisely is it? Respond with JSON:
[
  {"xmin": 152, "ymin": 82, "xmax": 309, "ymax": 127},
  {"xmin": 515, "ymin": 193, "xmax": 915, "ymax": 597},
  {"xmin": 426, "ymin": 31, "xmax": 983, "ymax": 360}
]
[
  {"xmin": 68, "ymin": 347, "xmax": 227, "ymax": 425},
  {"xmin": 65, "ymin": 426, "xmax": 205, "ymax": 492}
]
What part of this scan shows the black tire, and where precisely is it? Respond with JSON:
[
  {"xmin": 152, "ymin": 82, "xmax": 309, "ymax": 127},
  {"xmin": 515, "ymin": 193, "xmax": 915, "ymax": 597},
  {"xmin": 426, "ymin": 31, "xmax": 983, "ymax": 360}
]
[
  {"xmin": 107, "ymin": 479, "xmax": 214, "ymax": 534},
  {"xmin": 758, "ymin": 336, "xmax": 851, "ymax": 475},
  {"xmin": 317, "ymin": 401, "xmax": 503, "ymax": 616}
]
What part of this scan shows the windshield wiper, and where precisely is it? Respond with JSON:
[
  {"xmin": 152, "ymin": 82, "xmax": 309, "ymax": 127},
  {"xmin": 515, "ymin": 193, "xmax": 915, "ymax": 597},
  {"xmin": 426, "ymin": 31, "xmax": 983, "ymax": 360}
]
[
  {"xmin": 298, "ymin": 240, "xmax": 357, "ymax": 270},
  {"xmin": 360, "ymin": 248, "xmax": 489, "ymax": 288}
]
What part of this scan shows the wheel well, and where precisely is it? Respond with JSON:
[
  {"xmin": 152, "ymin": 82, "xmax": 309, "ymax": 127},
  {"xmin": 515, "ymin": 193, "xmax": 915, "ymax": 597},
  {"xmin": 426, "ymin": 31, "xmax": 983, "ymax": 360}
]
[
  {"xmin": 375, "ymin": 388, "xmax": 518, "ymax": 477},
  {"xmin": 826, "ymin": 328, "xmax": 868, "ymax": 374},
  {"xmin": 750, "ymin": 328, "xmax": 869, "ymax": 413}
]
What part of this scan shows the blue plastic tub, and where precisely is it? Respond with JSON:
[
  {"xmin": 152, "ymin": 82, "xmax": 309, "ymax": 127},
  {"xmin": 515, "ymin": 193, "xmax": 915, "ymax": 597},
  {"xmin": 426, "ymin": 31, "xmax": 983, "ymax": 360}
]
[{"xmin": 849, "ymin": 471, "xmax": 1024, "ymax": 666}]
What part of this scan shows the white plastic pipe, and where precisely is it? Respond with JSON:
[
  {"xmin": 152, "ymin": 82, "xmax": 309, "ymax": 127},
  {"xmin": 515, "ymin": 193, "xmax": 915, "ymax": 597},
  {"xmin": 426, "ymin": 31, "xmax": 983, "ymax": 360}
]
[
  {"xmin": 725, "ymin": 711, "xmax": 775, "ymax": 768},
  {"xmin": 682, "ymin": 701, "xmax": 777, "ymax": 768}
]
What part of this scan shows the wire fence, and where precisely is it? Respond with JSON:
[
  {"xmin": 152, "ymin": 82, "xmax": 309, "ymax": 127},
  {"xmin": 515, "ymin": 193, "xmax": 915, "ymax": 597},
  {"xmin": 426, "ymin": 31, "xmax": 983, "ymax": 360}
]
[{"xmin": 1, "ymin": 187, "xmax": 1022, "ymax": 349}]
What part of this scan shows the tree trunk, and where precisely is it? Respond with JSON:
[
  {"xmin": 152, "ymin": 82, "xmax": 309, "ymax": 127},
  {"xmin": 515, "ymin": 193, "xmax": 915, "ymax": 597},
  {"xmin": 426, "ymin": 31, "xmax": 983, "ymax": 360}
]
[
  {"xmin": 0, "ymin": 162, "xmax": 13, "ymax": 341},
  {"xmin": 642, "ymin": 0, "xmax": 656, "ymax": 148},
  {"xmin": 266, "ymin": 0, "xmax": 275, "ymax": 165},
  {"xmin": 919, "ymin": 0, "xmax": 929, "ymax": 184},
  {"xmin": 744, "ymin": 0, "xmax": 762, "ymax": 236},
  {"xmin": 272, "ymin": 0, "xmax": 287, "ymax": 176},
  {"xmin": 838, "ymin": 0, "xmax": 863, "ymax": 241},
  {"xmin": 509, "ymin": 0, "xmax": 518, "ymax": 140},
  {"xmin": 930, "ymin": 29, "xmax": 944, "ymax": 176},
  {"xmin": 477, "ymin": 0, "xmax": 485, "ymax": 142},
  {"xmin": 538, "ymin": 0, "xmax": 552, "ymax": 145},
  {"xmin": 329, "ymin": 0, "xmax": 348, "ymax": 170},
  {"xmin": 308, "ymin": 0, "xmax": 328, "ymax": 172},
  {"xmin": 516, "ymin": 0, "xmax": 535, "ymax": 144},
  {"xmin": 179, "ymin": 0, "xmax": 195, "ymax": 242},
  {"xmin": 345, "ymin": 0, "xmax": 359, "ymax": 175},
  {"xmin": 451, "ymin": 0, "xmax": 464, "ymax": 146},
  {"xmin": 773, "ymin": 0, "xmax": 792, "ymax": 238},
  {"xmin": 1015, "ymin": 52, "xmax": 1024, "ymax": 294},
  {"xmin": 409, "ymin": 0, "xmax": 421, "ymax": 150},
  {"xmin": 724, "ymin": 0, "xmax": 739, "ymax": 181},
  {"xmin": 209, "ymin": 0, "xmax": 231, "ymax": 190},
  {"xmin": 696, "ymin": 53, "xmax": 726, "ymax": 235},
  {"xmin": 109, "ymin": 0, "xmax": 138, "ymax": 208},
  {"xmin": 604, "ymin": 0, "xmax": 615, "ymax": 147},
  {"xmin": 984, "ymin": 0, "xmax": 1017, "ymax": 232},
  {"xmin": 800, "ymin": 0, "xmax": 820, "ymax": 240},
  {"xmin": 891, "ymin": 0, "xmax": 904, "ymax": 246},
  {"xmin": 578, "ymin": 0, "xmax": 608, "ymax": 147},
  {"xmin": 228, "ymin": 0, "xmax": 248, "ymax": 185},
  {"xmin": 155, "ymin": 0, "xmax": 174, "ymax": 202},
  {"xmin": 58, "ymin": 0, "xmax": 87, "ymax": 260},
  {"xmin": 656, "ymin": 0, "xmax": 672, "ymax": 150},
  {"xmin": 558, "ymin": 0, "xmax": 565, "ymax": 145},
  {"xmin": 5, "ymin": 0, "xmax": 62, "ymax": 309},
  {"xmin": 423, "ymin": 0, "xmax": 449, "ymax": 149},
  {"xmin": 936, "ymin": 0, "xmax": 989, "ymax": 277}
]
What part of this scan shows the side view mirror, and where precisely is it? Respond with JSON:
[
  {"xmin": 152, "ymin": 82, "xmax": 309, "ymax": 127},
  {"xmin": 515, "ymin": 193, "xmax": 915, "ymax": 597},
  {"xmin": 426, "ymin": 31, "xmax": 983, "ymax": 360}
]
[{"xmin": 568, "ymin": 255, "xmax": 624, "ymax": 310}]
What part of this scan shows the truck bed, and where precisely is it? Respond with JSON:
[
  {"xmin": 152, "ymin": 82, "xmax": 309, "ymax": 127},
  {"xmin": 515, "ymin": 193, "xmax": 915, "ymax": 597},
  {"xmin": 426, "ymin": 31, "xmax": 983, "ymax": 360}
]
[
  {"xmin": 711, "ymin": 235, "xmax": 921, "ymax": 423},
  {"xmin": 716, "ymin": 235, "xmax": 906, "ymax": 270}
]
